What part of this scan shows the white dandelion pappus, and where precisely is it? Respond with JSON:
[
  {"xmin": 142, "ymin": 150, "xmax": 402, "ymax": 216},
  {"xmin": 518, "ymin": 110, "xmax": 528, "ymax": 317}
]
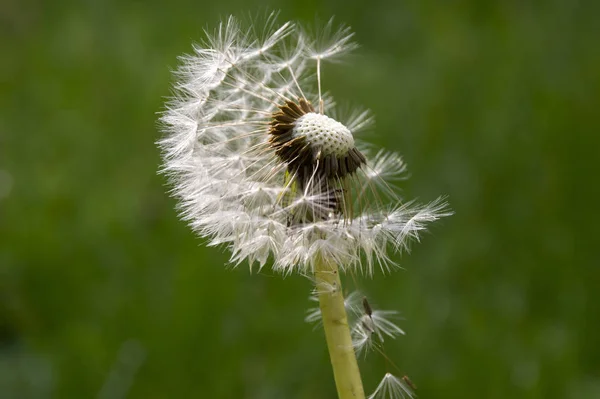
[
  {"xmin": 368, "ymin": 373, "xmax": 415, "ymax": 399},
  {"xmin": 346, "ymin": 293, "xmax": 406, "ymax": 357},
  {"xmin": 305, "ymin": 290, "xmax": 405, "ymax": 355},
  {"xmin": 159, "ymin": 13, "xmax": 450, "ymax": 274},
  {"xmin": 351, "ymin": 310, "xmax": 406, "ymax": 357}
]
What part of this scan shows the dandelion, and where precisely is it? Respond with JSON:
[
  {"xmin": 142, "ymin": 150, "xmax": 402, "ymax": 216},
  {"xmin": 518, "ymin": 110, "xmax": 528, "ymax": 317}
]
[{"xmin": 159, "ymin": 12, "xmax": 450, "ymax": 399}]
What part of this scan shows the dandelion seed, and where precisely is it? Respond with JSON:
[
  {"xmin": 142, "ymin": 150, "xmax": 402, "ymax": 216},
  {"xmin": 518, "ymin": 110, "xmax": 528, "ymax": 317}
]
[
  {"xmin": 350, "ymin": 296, "xmax": 405, "ymax": 355},
  {"xmin": 306, "ymin": 290, "xmax": 405, "ymax": 356},
  {"xmin": 368, "ymin": 373, "xmax": 415, "ymax": 399}
]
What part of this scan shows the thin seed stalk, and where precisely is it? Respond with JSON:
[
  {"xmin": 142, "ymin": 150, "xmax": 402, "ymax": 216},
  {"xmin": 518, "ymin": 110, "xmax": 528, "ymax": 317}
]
[{"xmin": 315, "ymin": 256, "xmax": 365, "ymax": 399}]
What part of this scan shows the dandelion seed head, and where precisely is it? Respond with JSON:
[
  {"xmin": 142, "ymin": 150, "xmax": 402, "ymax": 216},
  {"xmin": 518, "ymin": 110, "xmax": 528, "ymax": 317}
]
[
  {"xmin": 292, "ymin": 113, "xmax": 355, "ymax": 156},
  {"xmin": 159, "ymin": 13, "xmax": 451, "ymax": 274}
]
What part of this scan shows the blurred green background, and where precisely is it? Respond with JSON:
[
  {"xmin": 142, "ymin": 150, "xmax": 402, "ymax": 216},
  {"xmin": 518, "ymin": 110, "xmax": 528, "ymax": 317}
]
[{"xmin": 1, "ymin": 0, "xmax": 598, "ymax": 398}]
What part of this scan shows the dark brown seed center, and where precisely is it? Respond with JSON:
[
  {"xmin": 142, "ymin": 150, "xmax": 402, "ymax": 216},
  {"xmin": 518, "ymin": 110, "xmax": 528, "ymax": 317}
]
[{"xmin": 268, "ymin": 99, "xmax": 367, "ymax": 187}]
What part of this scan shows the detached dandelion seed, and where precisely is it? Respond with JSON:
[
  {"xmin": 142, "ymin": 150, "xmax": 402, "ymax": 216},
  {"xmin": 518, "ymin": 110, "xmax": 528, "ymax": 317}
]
[
  {"xmin": 159, "ymin": 12, "xmax": 450, "ymax": 399},
  {"xmin": 368, "ymin": 373, "xmax": 415, "ymax": 399}
]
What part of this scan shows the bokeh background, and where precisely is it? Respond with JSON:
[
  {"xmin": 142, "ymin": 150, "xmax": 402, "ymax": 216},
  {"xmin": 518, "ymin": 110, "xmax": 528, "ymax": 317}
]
[{"xmin": 2, "ymin": 0, "xmax": 598, "ymax": 398}]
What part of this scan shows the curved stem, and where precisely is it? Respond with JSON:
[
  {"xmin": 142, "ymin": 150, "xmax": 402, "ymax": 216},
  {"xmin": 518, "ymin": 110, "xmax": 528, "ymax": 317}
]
[{"xmin": 315, "ymin": 257, "xmax": 365, "ymax": 399}]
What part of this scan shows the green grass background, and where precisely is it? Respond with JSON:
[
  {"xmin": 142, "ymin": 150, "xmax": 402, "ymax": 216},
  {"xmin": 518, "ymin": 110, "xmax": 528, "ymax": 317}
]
[{"xmin": 1, "ymin": 0, "xmax": 598, "ymax": 398}]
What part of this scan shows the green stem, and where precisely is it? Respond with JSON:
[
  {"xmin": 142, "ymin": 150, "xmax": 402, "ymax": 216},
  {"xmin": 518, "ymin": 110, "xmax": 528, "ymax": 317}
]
[{"xmin": 315, "ymin": 256, "xmax": 365, "ymax": 399}]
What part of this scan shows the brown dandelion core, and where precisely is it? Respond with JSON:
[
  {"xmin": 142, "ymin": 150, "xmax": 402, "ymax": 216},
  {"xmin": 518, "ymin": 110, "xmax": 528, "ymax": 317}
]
[{"xmin": 268, "ymin": 98, "xmax": 367, "ymax": 190}]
